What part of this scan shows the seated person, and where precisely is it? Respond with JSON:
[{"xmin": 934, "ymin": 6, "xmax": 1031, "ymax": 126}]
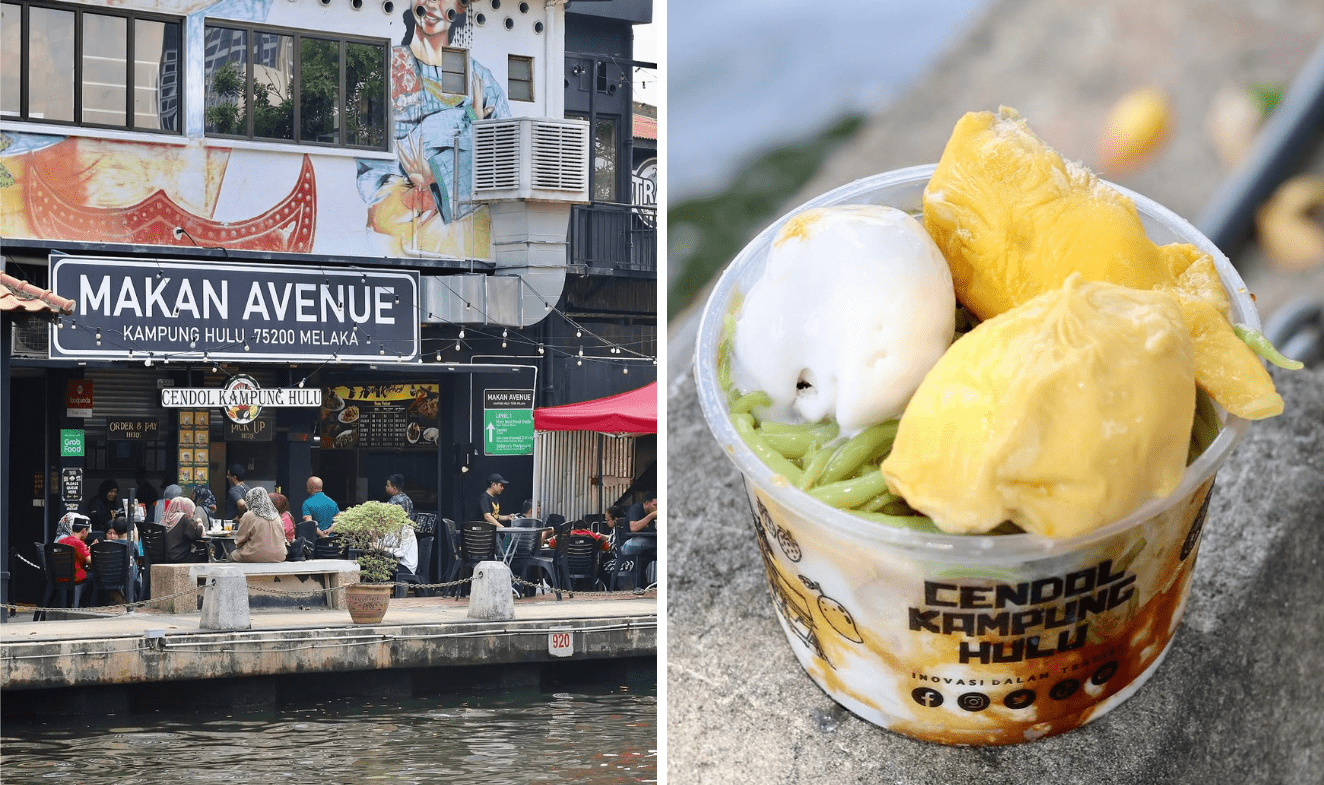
[
  {"xmin": 56, "ymin": 514, "xmax": 94, "ymax": 585},
  {"xmin": 231, "ymin": 487, "xmax": 288, "ymax": 563},
  {"xmin": 105, "ymin": 518, "xmax": 143, "ymax": 599},
  {"xmin": 546, "ymin": 520, "xmax": 612, "ymax": 552},
  {"xmin": 161, "ymin": 496, "xmax": 207, "ymax": 564},
  {"xmin": 620, "ymin": 493, "xmax": 659, "ymax": 558},
  {"xmin": 191, "ymin": 484, "xmax": 218, "ymax": 523},
  {"xmin": 382, "ymin": 516, "xmax": 419, "ymax": 576},
  {"xmin": 270, "ymin": 492, "xmax": 296, "ymax": 543},
  {"xmin": 152, "ymin": 484, "xmax": 184, "ymax": 529}
]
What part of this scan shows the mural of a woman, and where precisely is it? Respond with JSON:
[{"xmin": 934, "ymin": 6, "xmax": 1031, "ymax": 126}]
[{"xmin": 359, "ymin": 0, "xmax": 510, "ymax": 257}]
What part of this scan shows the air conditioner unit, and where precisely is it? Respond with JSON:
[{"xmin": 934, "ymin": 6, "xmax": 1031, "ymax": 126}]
[
  {"xmin": 11, "ymin": 318, "xmax": 50, "ymax": 357},
  {"xmin": 473, "ymin": 117, "xmax": 590, "ymax": 203}
]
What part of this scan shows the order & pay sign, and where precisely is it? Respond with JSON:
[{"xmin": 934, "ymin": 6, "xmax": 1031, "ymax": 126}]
[{"xmin": 483, "ymin": 389, "xmax": 533, "ymax": 456}]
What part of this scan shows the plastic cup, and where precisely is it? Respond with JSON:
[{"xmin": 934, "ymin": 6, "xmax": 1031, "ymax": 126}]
[{"xmin": 694, "ymin": 165, "xmax": 1257, "ymax": 745}]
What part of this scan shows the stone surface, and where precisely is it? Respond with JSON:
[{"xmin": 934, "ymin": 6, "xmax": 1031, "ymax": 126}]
[
  {"xmin": 198, "ymin": 567, "xmax": 251, "ymax": 631},
  {"xmin": 150, "ymin": 560, "xmax": 360, "ymax": 613},
  {"xmin": 666, "ymin": 364, "xmax": 1324, "ymax": 784},
  {"xmin": 468, "ymin": 561, "xmax": 516, "ymax": 620}
]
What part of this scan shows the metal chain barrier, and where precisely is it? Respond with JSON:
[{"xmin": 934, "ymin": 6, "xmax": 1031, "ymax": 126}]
[{"xmin": 13, "ymin": 573, "xmax": 654, "ymax": 616}]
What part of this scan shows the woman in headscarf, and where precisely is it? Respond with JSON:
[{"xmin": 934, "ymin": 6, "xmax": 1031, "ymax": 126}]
[
  {"xmin": 231, "ymin": 486, "xmax": 287, "ymax": 563},
  {"xmin": 88, "ymin": 479, "xmax": 122, "ymax": 531},
  {"xmin": 269, "ymin": 492, "xmax": 296, "ymax": 543},
  {"xmin": 161, "ymin": 496, "xmax": 207, "ymax": 564},
  {"xmin": 153, "ymin": 484, "xmax": 184, "ymax": 528}
]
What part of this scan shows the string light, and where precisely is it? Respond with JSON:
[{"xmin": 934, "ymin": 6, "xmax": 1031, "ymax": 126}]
[
  {"xmin": 537, "ymin": 344, "xmax": 544, "ymax": 355},
  {"xmin": 575, "ymin": 329, "xmax": 582, "ymax": 338},
  {"xmin": 189, "ymin": 340, "xmax": 196, "ymax": 349},
  {"xmin": 623, "ymin": 367, "xmax": 628, "ymax": 374},
  {"xmin": 298, "ymin": 379, "xmax": 305, "ymax": 388},
  {"xmin": 455, "ymin": 341, "xmax": 461, "ymax": 351},
  {"xmin": 243, "ymin": 341, "xmax": 251, "ymax": 352},
  {"xmin": 459, "ymin": 329, "xmax": 466, "ymax": 339},
  {"xmin": 436, "ymin": 350, "xmax": 442, "ymax": 362}
]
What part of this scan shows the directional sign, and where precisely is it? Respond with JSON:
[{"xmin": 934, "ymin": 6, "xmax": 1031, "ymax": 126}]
[{"xmin": 483, "ymin": 389, "xmax": 534, "ymax": 456}]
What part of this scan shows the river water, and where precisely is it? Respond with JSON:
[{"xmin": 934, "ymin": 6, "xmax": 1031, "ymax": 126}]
[{"xmin": 0, "ymin": 684, "xmax": 656, "ymax": 784}]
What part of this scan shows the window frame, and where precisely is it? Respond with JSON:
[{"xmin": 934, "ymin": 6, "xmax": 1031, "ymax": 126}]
[
  {"xmin": 440, "ymin": 46, "xmax": 469, "ymax": 96},
  {"xmin": 1, "ymin": 0, "xmax": 184, "ymax": 135},
  {"xmin": 201, "ymin": 19, "xmax": 390, "ymax": 152},
  {"xmin": 507, "ymin": 54, "xmax": 534, "ymax": 103}
]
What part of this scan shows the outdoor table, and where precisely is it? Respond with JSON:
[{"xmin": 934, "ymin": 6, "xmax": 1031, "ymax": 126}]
[{"xmin": 203, "ymin": 530, "xmax": 237, "ymax": 562}]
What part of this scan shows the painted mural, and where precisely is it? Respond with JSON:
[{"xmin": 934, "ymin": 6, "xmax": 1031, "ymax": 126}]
[
  {"xmin": 0, "ymin": 0, "xmax": 510, "ymax": 261},
  {"xmin": 356, "ymin": 0, "xmax": 509, "ymax": 257}
]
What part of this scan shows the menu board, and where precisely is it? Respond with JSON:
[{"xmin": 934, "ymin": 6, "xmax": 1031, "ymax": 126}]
[
  {"xmin": 177, "ymin": 410, "xmax": 211, "ymax": 486},
  {"xmin": 318, "ymin": 384, "xmax": 440, "ymax": 450}
]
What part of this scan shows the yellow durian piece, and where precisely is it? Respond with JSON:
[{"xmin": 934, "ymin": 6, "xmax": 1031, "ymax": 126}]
[
  {"xmin": 880, "ymin": 277, "xmax": 1195, "ymax": 539},
  {"xmin": 922, "ymin": 106, "xmax": 1282, "ymax": 419}
]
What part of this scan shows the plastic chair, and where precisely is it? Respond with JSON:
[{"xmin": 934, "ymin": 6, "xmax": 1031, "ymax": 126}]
[
  {"xmin": 454, "ymin": 521, "xmax": 498, "ymax": 596},
  {"xmin": 504, "ymin": 527, "xmax": 551, "ymax": 596},
  {"xmin": 609, "ymin": 532, "xmax": 657, "ymax": 591},
  {"xmin": 441, "ymin": 518, "xmax": 464, "ymax": 594},
  {"xmin": 564, "ymin": 535, "xmax": 605, "ymax": 592},
  {"xmin": 35, "ymin": 543, "xmax": 91, "ymax": 621},
  {"xmin": 393, "ymin": 535, "xmax": 434, "ymax": 598},
  {"xmin": 137, "ymin": 523, "xmax": 168, "ymax": 598},
  {"xmin": 91, "ymin": 540, "xmax": 135, "ymax": 606},
  {"xmin": 313, "ymin": 534, "xmax": 348, "ymax": 560},
  {"xmin": 526, "ymin": 530, "xmax": 569, "ymax": 597}
]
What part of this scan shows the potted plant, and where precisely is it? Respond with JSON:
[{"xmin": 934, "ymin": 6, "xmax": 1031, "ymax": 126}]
[{"xmin": 332, "ymin": 501, "xmax": 414, "ymax": 623}]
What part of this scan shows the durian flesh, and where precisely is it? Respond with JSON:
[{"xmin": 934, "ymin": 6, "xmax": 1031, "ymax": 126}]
[
  {"xmin": 880, "ymin": 276, "xmax": 1195, "ymax": 538},
  {"xmin": 922, "ymin": 107, "xmax": 1282, "ymax": 419}
]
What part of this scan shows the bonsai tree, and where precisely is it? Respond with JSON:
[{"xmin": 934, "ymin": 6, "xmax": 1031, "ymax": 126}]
[{"xmin": 332, "ymin": 501, "xmax": 414, "ymax": 584}]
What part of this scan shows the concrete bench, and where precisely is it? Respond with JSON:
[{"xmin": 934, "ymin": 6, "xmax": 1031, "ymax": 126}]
[{"xmin": 148, "ymin": 560, "xmax": 360, "ymax": 613}]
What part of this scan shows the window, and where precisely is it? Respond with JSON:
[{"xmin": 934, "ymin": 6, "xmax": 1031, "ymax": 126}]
[
  {"xmin": 441, "ymin": 48, "xmax": 467, "ymax": 95},
  {"xmin": 1, "ymin": 1, "xmax": 181, "ymax": 132},
  {"xmin": 203, "ymin": 22, "xmax": 387, "ymax": 150},
  {"xmin": 568, "ymin": 112, "xmax": 617, "ymax": 202},
  {"xmin": 508, "ymin": 55, "xmax": 533, "ymax": 102}
]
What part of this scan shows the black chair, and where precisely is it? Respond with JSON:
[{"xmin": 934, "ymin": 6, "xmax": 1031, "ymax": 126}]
[
  {"xmin": 90, "ymin": 540, "xmax": 136, "ymax": 606},
  {"xmin": 35, "ymin": 543, "xmax": 91, "ymax": 621},
  {"xmin": 608, "ymin": 532, "xmax": 657, "ymax": 591},
  {"xmin": 393, "ymin": 535, "xmax": 434, "ymax": 599},
  {"xmin": 441, "ymin": 518, "xmax": 464, "ymax": 594},
  {"xmin": 454, "ymin": 521, "xmax": 498, "ymax": 596},
  {"xmin": 138, "ymin": 523, "xmax": 168, "ymax": 599},
  {"xmin": 526, "ymin": 530, "xmax": 569, "ymax": 598},
  {"xmin": 313, "ymin": 534, "xmax": 348, "ymax": 560},
  {"xmin": 504, "ymin": 527, "xmax": 552, "ymax": 596},
  {"xmin": 564, "ymin": 535, "xmax": 605, "ymax": 592}
]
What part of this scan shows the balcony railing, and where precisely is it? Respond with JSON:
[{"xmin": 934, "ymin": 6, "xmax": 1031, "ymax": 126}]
[{"xmin": 569, "ymin": 202, "xmax": 657, "ymax": 273}]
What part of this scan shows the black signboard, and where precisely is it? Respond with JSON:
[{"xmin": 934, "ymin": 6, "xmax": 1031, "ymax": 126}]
[
  {"xmin": 61, "ymin": 468, "xmax": 83, "ymax": 504},
  {"xmin": 226, "ymin": 415, "xmax": 276, "ymax": 442},
  {"xmin": 49, "ymin": 257, "xmax": 420, "ymax": 363},
  {"xmin": 317, "ymin": 384, "xmax": 440, "ymax": 450},
  {"xmin": 107, "ymin": 418, "xmax": 161, "ymax": 440}
]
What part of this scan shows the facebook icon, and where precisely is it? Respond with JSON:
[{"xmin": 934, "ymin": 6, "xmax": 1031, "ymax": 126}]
[{"xmin": 911, "ymin": 687, "xmax": 944, "ymax": 708}]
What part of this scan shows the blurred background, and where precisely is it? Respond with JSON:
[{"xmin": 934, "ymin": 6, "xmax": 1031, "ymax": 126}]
[{"xmin": 667, "ymin": 0, "xmax": 1324, "ymax": 371}]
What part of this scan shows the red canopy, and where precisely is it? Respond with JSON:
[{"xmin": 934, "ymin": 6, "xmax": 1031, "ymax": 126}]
[{"xmin": 533, "ymin": 382, "xmax": 657, "ymax": 434}]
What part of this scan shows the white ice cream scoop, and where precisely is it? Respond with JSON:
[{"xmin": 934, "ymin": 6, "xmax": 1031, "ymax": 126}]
[{"xmin": 731, "ymin": 205, "xmax": 956, "ymax": 435}]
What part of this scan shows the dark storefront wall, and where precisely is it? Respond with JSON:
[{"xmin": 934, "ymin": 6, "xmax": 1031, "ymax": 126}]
[{"xmin": 3, "ymin": 361, "xmax": 539, "ymax": 604}]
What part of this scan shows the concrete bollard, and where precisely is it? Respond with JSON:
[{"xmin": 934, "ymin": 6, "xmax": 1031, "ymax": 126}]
[
  {"xmin": 468, "ymin": 561, "xmax": 515, "ymax": 620},
  {"xmin": 199, "ymin": 566, "xmax": 252, "ymax": 630}
]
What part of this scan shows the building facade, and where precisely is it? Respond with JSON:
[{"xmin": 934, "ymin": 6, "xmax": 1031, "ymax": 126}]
[{"xmin": 0, "ymin": 0, "xmax": 655, "ymax": 610}]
